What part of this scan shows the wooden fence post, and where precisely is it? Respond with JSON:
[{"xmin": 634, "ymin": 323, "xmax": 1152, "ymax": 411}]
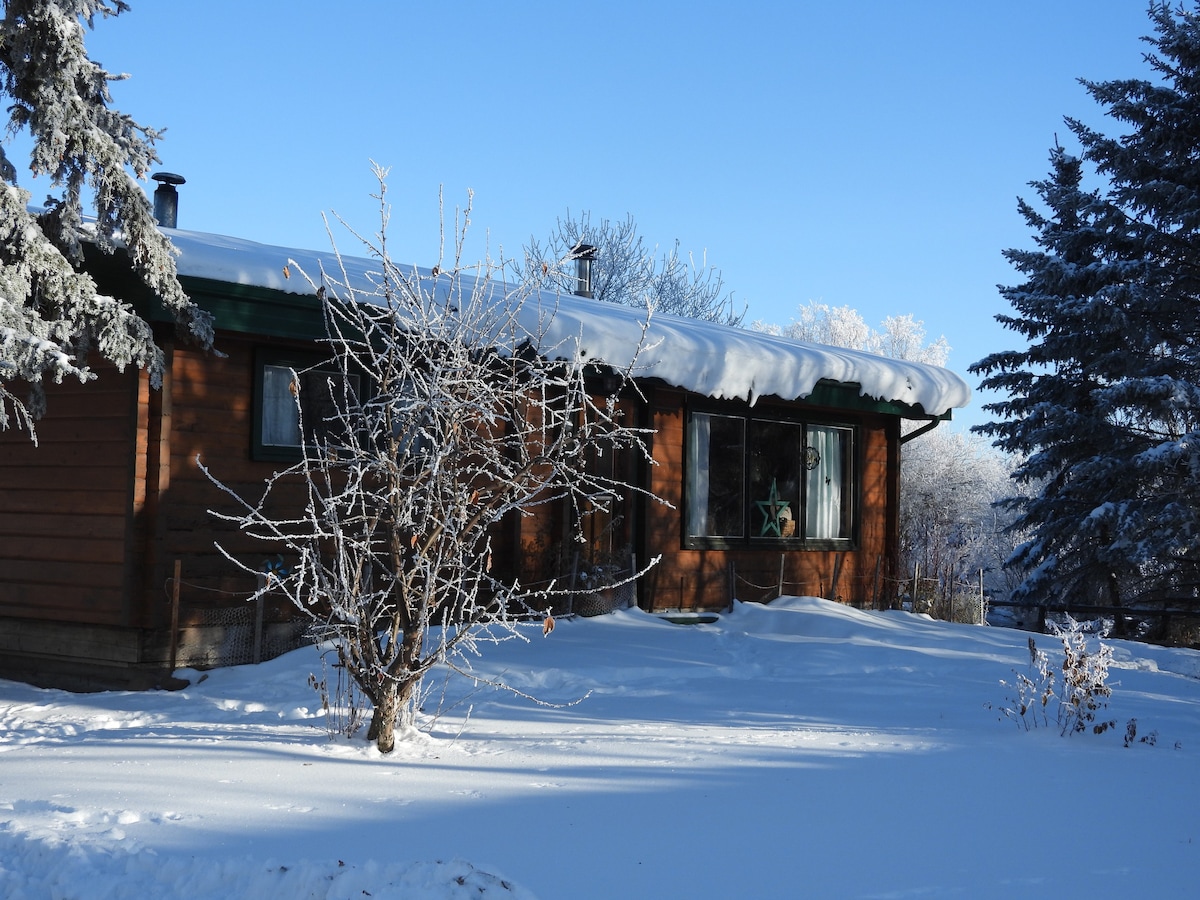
[
  {"xmin": 253, "ymin": 596, "xmax": 264, "ymax": 665},
  {"xmin": 828, "ymin": 552, "xmax": 844, "ymax": 602},
  {"xmin": 979, "ymin": 569, "xmax": 985, "ymax": 623}
]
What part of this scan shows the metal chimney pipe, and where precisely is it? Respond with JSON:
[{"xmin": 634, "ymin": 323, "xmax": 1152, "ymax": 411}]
[
  {"xmin": 151, "ymin": 172, "xmax": 185, "ymax": 228},
  {"xmin": 572, "ymin": 242, "xmax": 597, "ymax": 298}
]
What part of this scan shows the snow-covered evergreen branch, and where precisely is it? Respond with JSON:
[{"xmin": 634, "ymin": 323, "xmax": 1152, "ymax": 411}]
[{"xmin": 0, "ymin": 0, "xmax": 213, "ymax": 439}]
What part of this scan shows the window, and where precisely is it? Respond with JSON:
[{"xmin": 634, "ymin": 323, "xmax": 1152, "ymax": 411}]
[
  {"xmin": 685, "ymin": 413, "xmax": 745, "ymax": 538},
  {"xmin": 803, "ymin": 424, "xmax": 851, "ymax": 541},
  {"xmin": 685, "ymin": 410, "xmax": 855, "ymax": 547},
  {"xmin": 253, "ymin": 349, "xmax": 361, "ymax": 462}
]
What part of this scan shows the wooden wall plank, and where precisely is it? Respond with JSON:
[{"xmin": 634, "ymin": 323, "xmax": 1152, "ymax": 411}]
[
  {"xmin": 0, "ymin": 464, "xmax": 129, "ymax": 491},
  {"xmin": 0, "ymin": 558, "xmax": 125, "ymax": 588},
  {"xmin": 0, "ymin": 489, "xmax": 128, "ymax": 516},
  {"xmin": 0, "ymin": 363, "xmax": 138, "ymax": 627},
  {"xmin": 6, "ymin": 513, "xmax": 126, "ymax": 540},
  {"xmin": 0, "ymin": 534, "xmax": 126, "ymax": 565},
  {"xmin": 0, "ymin": 585, "xmax": 126, "ymax": 620}
]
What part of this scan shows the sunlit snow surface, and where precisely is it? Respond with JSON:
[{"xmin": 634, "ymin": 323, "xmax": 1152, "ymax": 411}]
[
  {"xmin": 2, "ymin": 598, "xmax": 1198, "ymax": 898},
  {"xmin": 166, "ymin": 228, "xmax": 971, "ymax": 416}
]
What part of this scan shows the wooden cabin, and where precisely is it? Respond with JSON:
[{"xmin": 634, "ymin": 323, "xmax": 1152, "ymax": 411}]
[{"xmin": 0, "ymin": 228, "xmax": 970, "ymax": 689}]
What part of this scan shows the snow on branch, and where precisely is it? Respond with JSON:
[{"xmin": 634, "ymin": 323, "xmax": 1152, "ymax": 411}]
[{"xmin": 202, "ymin": 173, "xmax": 665, "ymax": 753}]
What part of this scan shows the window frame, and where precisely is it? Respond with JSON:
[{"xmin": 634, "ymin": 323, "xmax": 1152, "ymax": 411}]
[
  {"xmin": 682, "ymin": 402, "xmax": 860, "ymax": 551},
  {"xmin": 252, "ymin": 347, "xmax": 362, "ymax": 463}
]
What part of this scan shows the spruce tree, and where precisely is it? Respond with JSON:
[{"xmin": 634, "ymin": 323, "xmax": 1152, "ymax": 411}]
[
  {"xmin": 0, "ymin": 0, "xmax": 213, "ymax": 437},
  {"xmin": 972, "ymin": 2, "xmax": 1200, "ymax": 624},
  {"xmin": 972, "ymin": 147, "xmax": 1136, "ymax": 613}
]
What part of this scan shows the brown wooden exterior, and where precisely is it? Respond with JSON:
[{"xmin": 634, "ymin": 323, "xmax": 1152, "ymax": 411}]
[
  {"xmin": 637, "ymin": 387, "xmax": 901, "ymax": 612},
  {"xmin": 0, "ymin": 246, "xmax": 934, "ymax": 689},
  {"xmin": 0, "ymin": 332, "xmax": 312, "ymax": 688},
  {"xmin": 1, "ymin": 364, "xmax": 146, "ymax": 684}
]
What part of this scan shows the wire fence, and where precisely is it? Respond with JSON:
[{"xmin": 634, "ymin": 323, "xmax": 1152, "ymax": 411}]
[
  {"xmin": 163, "ymin": 562, "xmax": 312, "ymax": 670},
  {"xmin": 553, "ymin": 549, "xmax": 641, "ymax": 618},
  {"xmin": 729, "ymin": 553, "xmax": 895, "ymax": 611},
  {"xmin": 904, "ymin": 575, "xmax": 988, "ymax": 625},
  {"xmin": 728, "ymin": 555, "xmax": 989, "ymax": 624},
  {"xmin": 162, "ymin": 549, "xmax": 641, "ymax": 673},
  {"xmin": 168, "ymin": 601, "xmax": 312, "ymax": 669}
]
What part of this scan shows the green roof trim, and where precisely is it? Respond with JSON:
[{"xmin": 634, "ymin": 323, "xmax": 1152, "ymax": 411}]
[
  {"xmin": 799, "ymin": 379, "xmax": 951, "ymax": 420},
  {"xmin": 83, "ymin": 245, "xmax": 327, "ymax": 341},
  {"xmin": 179, "ymin": 276, "xmax": 326, "ymax": 341}
]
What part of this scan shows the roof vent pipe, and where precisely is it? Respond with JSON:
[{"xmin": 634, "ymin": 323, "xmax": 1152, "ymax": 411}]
[
  {"xmin": 151, "ymin": 172, "xmax": 185, "ymax": 228},
  {"xmin": 571, "ymin": 242, "xmax": 597, "ymax": 299}
]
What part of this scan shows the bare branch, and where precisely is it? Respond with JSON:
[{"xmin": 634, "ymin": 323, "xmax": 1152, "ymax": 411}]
[{"xmin": 205, "ymin": 176, "xmax": 664, "ymax": 752}]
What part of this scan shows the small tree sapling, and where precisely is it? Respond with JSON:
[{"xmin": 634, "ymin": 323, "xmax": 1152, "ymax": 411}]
[{"xmin": 203, "ymin": 172, "xmax": 661, "ymax": 752}]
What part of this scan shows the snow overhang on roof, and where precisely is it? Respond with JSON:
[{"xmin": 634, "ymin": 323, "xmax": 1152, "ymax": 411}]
[{"xmin": 165, "ymin": 228, "xmax": 972, "ymax": 419}]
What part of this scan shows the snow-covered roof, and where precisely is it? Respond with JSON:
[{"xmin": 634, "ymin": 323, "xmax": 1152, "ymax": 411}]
[{"xmin": 165, "ymin": 227, "xmax": 971, "ymax": 418}]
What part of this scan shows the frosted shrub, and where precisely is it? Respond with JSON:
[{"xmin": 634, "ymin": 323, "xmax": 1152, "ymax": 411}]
[
  {"xmin": 203, "ymin": 171, "xmax": 661, "ymax": 753},
  {"xmin": 991, "ymin": 617, "xmax": 1116, "ymax": 737},
  {"xmin": 993, "ymin": 637, "xmax": 1054, "ymax": 730},
  {"xmin": 1054, "ymin": 617, "xmax": 1116, "ymax": 736}
]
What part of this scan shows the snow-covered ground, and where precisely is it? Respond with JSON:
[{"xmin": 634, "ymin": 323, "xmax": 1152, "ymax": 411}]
[{"xmin": 2, "ymin": 597, "xmax": 1198, "ymax": 899}]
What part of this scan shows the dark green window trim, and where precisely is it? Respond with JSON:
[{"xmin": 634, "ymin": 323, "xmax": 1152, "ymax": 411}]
[
  {"xmin": 252, "ymin": 346, "xmax": 356, "ymax": 463},
  {"xmin": 683, "ymin": 402, "xmax": 860, "ymax": 551}
]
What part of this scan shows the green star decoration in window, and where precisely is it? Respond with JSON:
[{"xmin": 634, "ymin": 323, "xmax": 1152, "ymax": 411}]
[{"xmin": 755, "ymin": 478, "xmax": 791, "ymax": 536}]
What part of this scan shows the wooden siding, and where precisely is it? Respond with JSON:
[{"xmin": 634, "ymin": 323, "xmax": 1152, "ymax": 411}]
[
  {"xmin": 145, "ymin": 334, "xmax": 306, "ymax": 628},
  {"xmin": 1, "ymin": 321, "xmax": 911, "ymax": 684},
  {"xmin": 0, "ymin": 366, "xmax": 140, "ymax": 626},
  {"xmin": 0, "ymin": 334, "xmax": 314, "ymax": 642},
  {"xmin": 638, "ymin": 388, "xmax": 899, "ymax": 611}
]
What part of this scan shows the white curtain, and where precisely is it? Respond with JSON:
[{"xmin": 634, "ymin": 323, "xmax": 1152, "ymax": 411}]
[
  {"xmin": 686, "ymin": 414, "xmax": 711, "ymax": 537},
  {"xmin": 261, "ymin": 365, "xmax": 302, "ymax": 447},
  {"xmin": 805, "ymin": 426, "xmax": 845, "ymax": 539}
]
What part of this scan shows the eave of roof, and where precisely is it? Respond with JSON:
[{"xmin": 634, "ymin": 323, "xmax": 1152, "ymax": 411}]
[{"xmin": 93, "ymin": 226, "xmax": 972, "ymax": 420}]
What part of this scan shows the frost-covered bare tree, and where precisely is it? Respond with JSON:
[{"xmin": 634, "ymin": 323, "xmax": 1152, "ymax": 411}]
[
  {"xmin": 753, "ymin": 300, "xmax": 950, "ymax": 366},
  {"xmin": 753, "ymin": 301, "xmax": 870, "ymax": 350},
  {"xmin": 0, "ymin": 0, "xmax": 212, "ymax": 437},
  {"xmin": 899, "ymin": 427, "xmax": 1023, "ymax": 618},
  {"xmin": 519, "ymin": 210, "xmax": 745, "ymax": 325},
  {"xmin": 203, "ymin": 176, "xmax": 660, "ymax": 753}
]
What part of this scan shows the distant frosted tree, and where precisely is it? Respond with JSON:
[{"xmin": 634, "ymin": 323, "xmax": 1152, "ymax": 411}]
[
  {"xmin": 875, "ymin": 314, "xmax": 950, "ymax": 367},
  {"xmin": 0, "ymin": 0, "xmax": 213, "ymax": 437},
  {"xmin": 753, "ymin": 300, "xmax": 949, "ymax": 366},
  {"xmin": 971, "ymin": 3, "xmax": 1200, "ymax": 629},
  {"xmin": 899, "ymin": 426, "xmax": 1023, "ymax": 616},
  {"xmin": 754, "ymin": 301, "xmax": 872, "ymax": 351},
  {"xmin": 520, "ymin": 211, "xmax": 745, "ymax": 325}
]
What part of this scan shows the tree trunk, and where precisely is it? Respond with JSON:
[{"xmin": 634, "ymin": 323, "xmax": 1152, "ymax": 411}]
[
  {"xmin": 367, "ymin": 676, "xmax": 419, "ymax": 754},
  {"xmin": 369, "ymin": 683, "xmax": 398, "ymax": 753},
  {"xmin": 1104, "ymin": 569, "xmax": 1128, "ymax": 638}
]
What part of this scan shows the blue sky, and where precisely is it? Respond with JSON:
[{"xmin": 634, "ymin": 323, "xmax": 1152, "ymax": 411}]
[{"xmin": 60, "ymin": 1, "xmax": 1159, "ymax": 431}]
